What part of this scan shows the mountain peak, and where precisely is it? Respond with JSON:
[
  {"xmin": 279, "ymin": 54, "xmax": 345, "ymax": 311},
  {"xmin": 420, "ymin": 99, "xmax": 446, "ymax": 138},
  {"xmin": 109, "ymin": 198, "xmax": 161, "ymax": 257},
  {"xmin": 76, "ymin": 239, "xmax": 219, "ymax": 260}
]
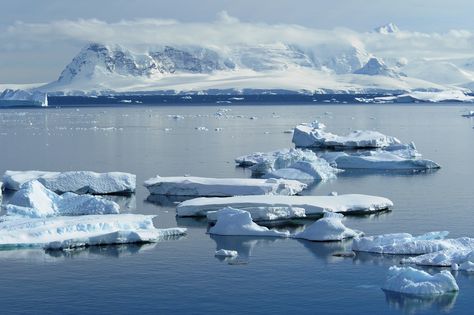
[
  {"xmin": 353, "ymin": 57, "xmax": 403, "ymax": 77},
  {"xmin": 374, "ymin": 23, "xmax": 400, "ymax": 34}
]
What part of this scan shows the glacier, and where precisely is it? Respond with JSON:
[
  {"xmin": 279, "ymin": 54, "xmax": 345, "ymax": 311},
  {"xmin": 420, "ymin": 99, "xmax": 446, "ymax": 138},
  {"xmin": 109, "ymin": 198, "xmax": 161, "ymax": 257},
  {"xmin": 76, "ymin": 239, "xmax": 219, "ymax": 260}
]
[
  {"xmin": 143, "ymin": 175, "xmax": 307, "ymax": 196},
  {"xmin": 3, "ymin": 170, "xmax": 136, "ymax": 194}
]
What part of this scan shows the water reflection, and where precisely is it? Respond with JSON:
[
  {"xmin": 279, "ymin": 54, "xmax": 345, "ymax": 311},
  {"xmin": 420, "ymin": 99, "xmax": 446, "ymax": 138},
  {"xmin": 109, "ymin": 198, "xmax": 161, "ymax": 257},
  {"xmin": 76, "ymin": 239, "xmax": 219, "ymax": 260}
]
[
  {"xmin": 146, "ymin": 194, "xmax": 193, "ymax": 207},
  {"xmin": 102, "ymin": 194, "xmax": 137, "ymax": 211},
  {"xmin": 383, "ymin": 290, "xmax": 458, "ymax": 314},
  {"xmin": 210, "ymin": 234, "xmax": 283, "ymax": 262}
]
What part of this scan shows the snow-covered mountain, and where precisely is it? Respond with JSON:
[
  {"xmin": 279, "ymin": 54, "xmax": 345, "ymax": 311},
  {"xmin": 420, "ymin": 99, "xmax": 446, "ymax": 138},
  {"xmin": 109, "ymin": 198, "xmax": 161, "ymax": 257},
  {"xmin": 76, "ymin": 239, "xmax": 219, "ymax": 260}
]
[
  {"xmin": 354, "ymin": 57, "xmax": 404, "ymax": 78},
  {"xmin": 374, "ymin": 23, "xmax": 400, "ymax": 34}
]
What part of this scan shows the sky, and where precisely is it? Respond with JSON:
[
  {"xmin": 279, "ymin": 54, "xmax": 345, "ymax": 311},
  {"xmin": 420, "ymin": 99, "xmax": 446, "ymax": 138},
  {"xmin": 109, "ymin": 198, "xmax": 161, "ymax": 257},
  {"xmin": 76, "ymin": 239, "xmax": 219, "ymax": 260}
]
[{"xmin": 2, "ymin": 0, "xmax": 474, "ymax": 83}]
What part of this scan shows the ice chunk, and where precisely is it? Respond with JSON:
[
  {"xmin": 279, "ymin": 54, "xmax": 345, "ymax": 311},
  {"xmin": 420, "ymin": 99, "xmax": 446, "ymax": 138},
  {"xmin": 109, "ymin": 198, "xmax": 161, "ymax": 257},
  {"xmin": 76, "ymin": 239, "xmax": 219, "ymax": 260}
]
[
  {"xmin": 383, "ymin": 266, "xmax": 459, "ymax": 295},
  {"xmin": 177, "ymin": 194, "xmax": 393, "ymax": 217},
  {"xmin": 462, "ymin": 110, "xmax": 474, "ymax": 118},
  {"xmin": 143, "ymin": 176, "xmax": 306, "ymax": 196},
  {"xmin": 215, "ymin": 249, "xmax": 238, "ymax": 257},
  {"xmin": 0, "ymin": 214, "xmax": 186, "ymax": 248},
  {"xmin": 459, "ymin": 261, "xmax": 474, "ymax": 272},
  {"xmin": 321, "ymin": 147, "xmax": 440, "ymax": 170},
  {"xmin": 294, "ymin": 212, "xmax": 363, "ymax": 241},
  {"xmin": 4, "ymin": 181, "xmax": 120, "ymax": 218},
  {"xmin": 292, "ymin": 121, "xmax": 401, "ymax": 148},
  {"xmin": 352, "ymin": 232, "xmax": 457, "ymax": 254},
  {"xmin": 3, "ymin": 170, "xmax": 136, "ymax": 194},
  {"xmin": 208, "ymin": 207, "xmax": 290, "ymax": 237},
  {"xmin": 376, "ymin": 90, "xmax": 474, "ymax": 103},
  {"xmin": 207, "ymin": 206, "xmax": 306, "ymax": 223},
  {"xmin": 402, "ymin": 246, "xmax": 474, "ymax": 267}
]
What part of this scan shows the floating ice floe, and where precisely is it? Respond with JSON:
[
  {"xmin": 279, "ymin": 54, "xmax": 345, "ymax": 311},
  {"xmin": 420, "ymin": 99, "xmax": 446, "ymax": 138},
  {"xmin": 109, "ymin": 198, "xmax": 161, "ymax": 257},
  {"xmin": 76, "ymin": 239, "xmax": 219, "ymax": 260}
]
[
  {"xmin": 383, "ymin": 266, "xmax": 459, "ymax": 295},
  {"xmin": 207, "ymin": 206, "xmax": 306, "ymax": 223},
  {"xmin": 143, "ymin": 176, "xmax": 307, "ymax": 196},
  {"xmin": 462, "ymin": 110, "xmax": 474, "ymax": 118},
  {"xmin": 293, "ymin": 212, "xmax": 363, "ymax": 241},
  {"xmin": 236, "ymin": 148, "xmax": 341, "ymax": 183},
  {"xmin": 321, "ymin": 143, "xmax": 441, "ymax": 170},
  {"xmin": 177, "ymin": 194, "xmax": 393, "ymax": 218},
  {"xmin": 3, "ymin": 170, "xmax": 136, "ymax": 194},
  {"xmin": 292, "ymin": 121, "xmax": 401, "ymax": 149},
  {"xmin": 208, "ymin": 207, "xmax": 290, "ymax": 237},
  {"xmin": 403, "ymin": 247, "xmax": 474, "ymax": 267},
  {"xmin": 215, "ymin": 249, "xmax": 238, "ymax": 257},
  {"xmin": 376, "ymin": 90, "xmax": 474, "ymax": 103},
  {"xmin": 0, "ymin": 213, "xmax": 186, "ymax": 249},
  {"xmin": 4, "ymin": 181, "xmax": 120, "ymax": 218}
]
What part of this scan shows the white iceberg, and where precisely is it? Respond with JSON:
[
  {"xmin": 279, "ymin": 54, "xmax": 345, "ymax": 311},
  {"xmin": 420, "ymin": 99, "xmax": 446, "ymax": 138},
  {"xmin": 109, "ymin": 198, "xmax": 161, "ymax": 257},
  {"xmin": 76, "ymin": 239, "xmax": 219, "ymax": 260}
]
[
  {"xmin": 0, "ymin": 89, "xmax": 48, "ymax": 107},
  {"xmin": 3, "ymin": 170, "xmax": 136, "ymax": 194},
  {"xmin": 236, "ymin": 148, "xmax": 341, "ymax": 182},
  {"xmin": 292, "ymin": 121, "xmax": 401, "ymax": 148},
  {"xmin": 0, "ymin": 213, "xmax": 186, "ymax": 249},
  {"xmin": 4, "ymin": 181, "xmax": 120, "ymax": 218},
  {"xmin": 321, "ymin": 144, "xmax": 440, "ymax": 170},
  {"xmin": 458, "ymin": 261, "xmax": 474, "ymax": 272},
  {"xmin": 402, "ymin": 247, "xmax": 474, "ymax": 267},
  {"xmin": 215, "ymin": 249, "xmax": 238, "ymax": 257},
  {"xmin": 177, "ymin": 194, "xmax": 393, "ymax": 218},
  {"xmin": 383, "ymin": 266, "xmax": 459, "ymax": 295},
  {"xmin": 143, "ymin": 176, "xmax": 306, "ymax": 196},
  {"xmin": 208, "ymin": 207, "xmax": 290, "ymax": 237},
  {"xmin": 376, "ymin": 90, "xmax": 474, "ymax": 103},
  {"xmin": 207, "ymin": 206, "xmax": 306, "ymax": 223},
  {"xmin": 294, "ymin": 212, "xmax": 363, "ymax": 241}
]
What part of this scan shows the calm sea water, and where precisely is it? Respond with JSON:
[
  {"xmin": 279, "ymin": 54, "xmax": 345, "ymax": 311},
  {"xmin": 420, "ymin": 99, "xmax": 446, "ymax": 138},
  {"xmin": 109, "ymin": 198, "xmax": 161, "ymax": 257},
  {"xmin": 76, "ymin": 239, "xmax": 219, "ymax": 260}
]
[{"xmin": 0, "ymin": 103, "xmax": 473, "ymax": 315}]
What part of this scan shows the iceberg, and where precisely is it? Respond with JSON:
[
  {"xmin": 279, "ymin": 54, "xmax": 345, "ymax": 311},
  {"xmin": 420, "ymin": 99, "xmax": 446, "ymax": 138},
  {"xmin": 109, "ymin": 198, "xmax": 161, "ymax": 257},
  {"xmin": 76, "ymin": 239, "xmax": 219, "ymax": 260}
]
[
  {"xmin": 383, "ymin": 266, "xmax": 459, "ymax": 295},
  {"xmin": 321, "ymin": 145, "xmax": 441, "ymax": 170},
  {"xmin": 294, "ymin": 212, "xmax": 363, "ymax": 241},
  {"xmin": 143, "ymin": 176, "xmax": 306, "ymax": 196},
  {"xmin": 402, "ymin": 247, "xmax": 474, "ymax": 267},
  {"xmin": 376, "ymin": 90, "xmax": 474, "ymax": 103},
  {"xmin": 4, "ymin": 181, "xmax": 120, "ymax": 218},
  {"xmin": 0, "ymin": 89, "xmax": 48, "ymax": 107},
  {"xmin": 207, "ymin": 206, "xmax": 306, "ymax": 223},
  {"xmin": 236, "ymin": 148, "xmax": 341, "ymax": 182},
  {"xmin": 3, "ymin": 170, "xmax": 136, "ymax": 194},
  {"xmin": 0, "ymin": 213, "xmax": 186, "ymax": 249},
  {"xmin": 292, "ymin": 121, "xmax": 401, "ymax": 149},
  {"xmin": 208, "ymin": 207, "xmax": 290, "ymax": 237},
  {"xmin": 177, "ymin": 194, "xmax": 393, "ymax": 218}
]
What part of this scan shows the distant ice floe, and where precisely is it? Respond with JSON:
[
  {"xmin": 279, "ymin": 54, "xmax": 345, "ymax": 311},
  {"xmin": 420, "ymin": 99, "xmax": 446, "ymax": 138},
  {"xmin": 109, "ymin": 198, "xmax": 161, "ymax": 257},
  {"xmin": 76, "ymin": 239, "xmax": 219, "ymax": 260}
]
[
  {"xmin": 3, "ymin": 170, "xmax": 136, "ymax": 194},
  {"xmin": 235, "ymin": 148, "xmax": 341, "ymax": 183},
  {"xmin": 143, "ymin": 176, "xmax": 306, "ymax": 196},
  {"xmin": 292, "ymin": 121, "xmax": 401, "ymax": 149},
  {"xmin": 215, "ymin": 249, "xmax": 238, "ymax": 257},
  {"xmin": 383, "ymin": 266, "xmax": 459, "ymax": 295},
  {"xmin": 176, "ymin": 194, "xmax": 393, "ymax": 218},
  {"xmin": 4, "ymin": 181, "xmax": 120, "ymax": 218},
  {"xmin": 293, "ymin": 212, "xmax": 363, "ymax": 241},
  {"xmin": 462, "ymin": 110, "xmax": 474, "ymax": 118},
  {"xmin": 321, "ymin": 143, "xmax": 441, "ymax": 170},
  {"xmin": 208, "ymin": 207, "xmax": 290, "ymax": 237},
  {"xmin": 376, "ymin": 90, "xmax": 474, "ymax": 103}
]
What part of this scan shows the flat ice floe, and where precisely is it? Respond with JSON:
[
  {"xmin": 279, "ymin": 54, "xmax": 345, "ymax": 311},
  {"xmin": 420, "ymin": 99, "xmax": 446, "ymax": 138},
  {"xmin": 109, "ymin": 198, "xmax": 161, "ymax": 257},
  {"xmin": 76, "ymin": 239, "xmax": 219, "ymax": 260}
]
[
  {"xmin": 207, "ymin": 206, "xmax": 306, "ymax": 223},
  {"xmin": 177, "ymin": 194, "xmax": 393, "ymax": 218},
  {"xmin": 383, "ymin": 266, "xmax": 459, "ymax": 295},
  {"xmin": 143, "ymin": 175, "xmax": 306, "ymax": 196},
  {"xmin": 4, "ymin": 181, "xmax": 120, "ymax": 218},
  {"xmin": 321, "ymin": 144, "xmax": 441, "ymax": 170},
  {"xmin": 0, "ymin": 214, "xmax": 186, "ymax": 249},
  {"xmin": 235, "ymin": 148, "xmax": 341, "ymax": 183},
  {"xmin": 294, "ymin": 212, "xmax": 363, "ymax": 241},
  {"xmin": 292, "ymin": 121, "xmax": 401, "ymax": 149},
  {"xmin": 215, "ymin": 249, "xmax": 238, "ymax": 257},
  {"xmin": 208, "ymin": 207, "xmax": 290, "ymax": 237},
  {"xmin": 3, "ymin": 170, "xmax": 136, "ymax": 194}
]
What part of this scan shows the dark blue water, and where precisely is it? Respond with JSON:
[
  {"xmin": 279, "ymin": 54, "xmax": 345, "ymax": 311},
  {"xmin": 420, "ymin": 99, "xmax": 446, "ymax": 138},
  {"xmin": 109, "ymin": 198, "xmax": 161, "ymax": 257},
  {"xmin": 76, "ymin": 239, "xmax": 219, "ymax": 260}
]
[{"xmin": 0, "ymin": 104, "xmax": 473, "ymax": 314}]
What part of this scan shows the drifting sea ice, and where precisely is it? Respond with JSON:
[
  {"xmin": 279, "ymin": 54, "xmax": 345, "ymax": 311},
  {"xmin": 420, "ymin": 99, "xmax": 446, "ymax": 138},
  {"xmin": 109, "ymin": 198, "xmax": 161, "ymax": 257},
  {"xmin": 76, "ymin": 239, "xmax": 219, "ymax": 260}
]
[
  {"xmin": 215, "ymin": 249, "xmax": 238, "ymax": 257},
  {"xmin": 3, "ymin": 170, "xmax": 136, "ymax": 194},
  {"xmin": 292, "ymin": 121, "xmax": 401, "ymax": 149},
  {"xmin": 208, "ymin": 207, "xmax": 290, "ymax": 237},
  {"xmin": 176, "ymin": 194, "xmax": 393, "ymax": 218},
  {"xmin": 4, "ymin": 181, "xmax": 120, "ymax": 218},
  {"xmin": 383, "ymin": 266, "xmax": 459, "ymax": 295},
  {"xmin": 143, "ymin": 176, "xmax": 307, "ymax": 196},
  {"xmin": 293, "ymin": 212, "xmax": 363, "ymax": 241},
  {"xmin": 0, "ymin": 213, "xmax": 186, "ymax": 249},
  {"xmin": 207, "ymin": 206, "xmax": 306, "ymax": 223}
]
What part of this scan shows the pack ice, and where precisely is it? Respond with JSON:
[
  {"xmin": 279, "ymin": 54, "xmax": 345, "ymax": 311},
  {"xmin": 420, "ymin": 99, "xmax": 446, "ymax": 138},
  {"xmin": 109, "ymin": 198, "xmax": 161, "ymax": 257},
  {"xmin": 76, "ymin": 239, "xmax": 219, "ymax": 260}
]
[
  {"xmin": 207, "ymin": 206, "xmax": 306, "ymax": 223},
  {"xmin": 177, "ymin": 194, "xmax": 393, "ymax": 218},
  {"xmin": 383, "ymin": 266, "xmax": 459, "ymax": 295},
  {"xmin": 3, "ymin": 170, "xmax": 136, "ymax": 194},
  {"xmin": 143, "ymin": 175, "xmax": 306, "ymax": 196},
  {"xmin": 4, "ymin": 181, "xmax": 120, "ymax": 218},
  {"xmin": 292, "ymin": 121, "xmax": 401, "ymax": 149},
  {"xmin": 235, "ymin": 148, "xmax": 341, "ymax": 183},
  {"xmin": 321, "ymin": 143, "xmax": 441, "ymax": 170},
  {"xmin": 294, "ymin": 212, "xmax": 363, "ymax": 241},
  {"xmin": 208, "ymin": 207, "xmax": 290, "ymax": 237}
]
